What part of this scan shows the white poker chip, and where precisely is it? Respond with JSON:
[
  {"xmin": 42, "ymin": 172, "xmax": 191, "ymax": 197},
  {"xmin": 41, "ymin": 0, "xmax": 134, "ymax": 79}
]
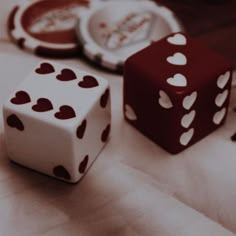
[
  {"xmin": 8, "ymin": 0, "xmax": 89, "ymax": 57},
  {"xmin": 76, "ymin": 0, "xmax": 184, "ymax": 72}
]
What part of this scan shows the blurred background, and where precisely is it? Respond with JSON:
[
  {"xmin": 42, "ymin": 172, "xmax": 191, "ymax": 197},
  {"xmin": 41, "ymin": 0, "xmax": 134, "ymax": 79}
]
[
  {"xmin": 1, "ymin": 0, "xmax": 236, "ymax": 68},
  {"xmin": 154, "ymin": 0, "xmax": 236, "ymax": 68}
]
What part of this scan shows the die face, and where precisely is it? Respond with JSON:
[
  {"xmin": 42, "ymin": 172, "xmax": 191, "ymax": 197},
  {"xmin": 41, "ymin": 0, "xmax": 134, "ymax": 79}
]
[
  {"xmin": 3, "ymin": 61, "xmax": 111, "ymax": 183},
  {"xmin": 165, "ymin": 78, "xmax": 231, "ymax": 154},
  {"xmin": 124, "ymin": 75, "xmax": 232, "ymax": 154},
  {"xmin": 124, "ymin": 70, "xmax": 184, "ymax": 154},
  {"xmin": 3, "ymin": 107, "xmax": 75, "ymax": 181},
  {"xmin": 3, "ymin": 91, "xmax": 111, "ymax": 183},
  {"xmin": 124, "ymin": 32, "xmax": 232, "ymax": 154},
  {"xmin": 5, "ymin": 61, "xmax": 109, "ymax": 130},
  {"xmin": 73, "ymin": 91, "xmax": 111, "ymax": 178},
  {"xmin": 126, "ymin": 33, "xmax": 231, "ymax": 94}
]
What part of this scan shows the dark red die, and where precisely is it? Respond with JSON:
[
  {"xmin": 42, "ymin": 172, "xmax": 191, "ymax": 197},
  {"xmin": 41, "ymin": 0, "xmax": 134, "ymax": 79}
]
[{"xmin": 123, "ymin": 33, "xmax": 232, "ymax": 154}]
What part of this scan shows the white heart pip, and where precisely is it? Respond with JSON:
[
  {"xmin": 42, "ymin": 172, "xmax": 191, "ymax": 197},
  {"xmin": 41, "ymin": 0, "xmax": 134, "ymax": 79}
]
[
  {"xmin": 180, "ymin": 128, "xmax": 194, "ymax": 146},
  {"xmin": 167, "ymin": 73, "xmax": 187, "ymax": 87},
  {"xmin": 158, "ymin": 90, "xmax": 173, "ymax": 109},
  {"xmin": 125, "ymin": 104, "xmax": 137, "ymax": 121},
  {"xmin": 217, "ymin": 71, "xmax": 230, "ymax": 89},
  {"xmin": 167, "ymin": 53, "xmax": 187, "ymax": 66},
  {"xmin": 181, "ymin": 110, "xmax": 196, "ymax": 128},
  {"xmin": 213, "ymin": 108, "xmax": 226, "ymax": 125},
  {"xmin": 215, "ymin": 90, "xmax": 228, "ymax": 107},
  {"xmin": 167, "ymin": 34, "xmax": 187, "ymax": 46},
  {"xmin": 183, "ymin": 91, "xmax": 197, "ymax": 110}
]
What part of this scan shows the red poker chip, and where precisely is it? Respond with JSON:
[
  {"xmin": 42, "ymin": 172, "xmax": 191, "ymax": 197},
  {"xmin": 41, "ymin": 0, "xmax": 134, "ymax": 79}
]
[{"xmin": 8, "ymin": 0, "xmax": 89, "ymax": 57}]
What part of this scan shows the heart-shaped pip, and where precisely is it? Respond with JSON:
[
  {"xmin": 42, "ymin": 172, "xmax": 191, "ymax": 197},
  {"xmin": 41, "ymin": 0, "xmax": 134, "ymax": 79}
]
[
  {"xmin": 213, "ymin": 108, "xmax": 226, "ymax": 125},
  {"xmin": 167, "ymin": 34, "xmax": 187, "ymax": 46},
  {"xmin": 101, "ymin": 124, "xmax": 110, "ymax": 142},
  {"xmin": 159, "ymin": 90, "xmax": 173, "ymax": 109},
  {"xmin": 53, "ymin": 165, "xmax": 71, "ymax": 180},
  {"xmin": 181, "ymin": 110, "xmax": 196, "ymax": 129},
  {"xmin": 183, "ymin": 91, "xmax": 197, "ymax": 110},
  {"xmin": 79, "ymin": 155, "xmax": 89, "ymax": 174},
  {"xmin": 215, "ymin": 90, "xmax": 228, "ymax": 107},
  {"xmin": 100, "ymin": 89, "xmax": 110, "ymax": 108},
  {"xmin": 180, "ymin": 128, "xmax": 194, "ymax": 146},
  {"xmin": 7, "ymin": 114, "xmax": 24, "ymax": 131},
  {"xmin": 78, "ymin": 75, "xmax": 99, "ymax": 88},
  {"xmin": 125, "ymin": 104, "xmax": 137, "ymax": 121},
  {"xmin": 55, "ymin": 105, "xmax": 76, "ymax": 120},
  {"xmin": 167, "ymin": 53, "xmax": 187, "ymax": 66},
  {"xmin": 76, "ymin": 120, "xmax": 87, "ymax": 139},
  {"xmin": 35, "ymin": 63, "xmax": 55, "ymax": 75},
  {"xmin": 32, "ymin": 98, "xmax": 53, "ymax": 112},
  {"xmin": 56, "ymin": 69, "xmax": 77, "ymax": 81},
  {"xmin": 231, "ymin": 133, "xmax": 236, "ymax": 142},
  {"xmin": 217, "ymin": 71, "xmax": 230, "ymax": 89},
  {"xmin": 167, "ymin": 73, "xmax": 187, "ymax": 87},
  {"xmin": 11, "ymin": 91, "xmax": 31, "ymax": 105}
]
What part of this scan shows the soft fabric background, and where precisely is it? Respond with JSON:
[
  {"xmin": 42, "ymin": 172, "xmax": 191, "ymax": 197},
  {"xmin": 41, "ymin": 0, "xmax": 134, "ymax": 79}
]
[{"xmin": 0, "ymin": 1, "xmax": 236, "ymax": 235}]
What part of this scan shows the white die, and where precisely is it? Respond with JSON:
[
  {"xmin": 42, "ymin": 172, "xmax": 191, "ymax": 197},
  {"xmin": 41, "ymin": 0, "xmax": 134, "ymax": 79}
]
[{"xmin": 3, "ymin": 61, "xmax": 111, "ymax": 183}]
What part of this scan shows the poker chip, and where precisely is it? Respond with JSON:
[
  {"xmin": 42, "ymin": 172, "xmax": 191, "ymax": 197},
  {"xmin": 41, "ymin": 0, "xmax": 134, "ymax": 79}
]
[
  {"xmin": 8, "ymin": 0, "xmax": 89, "ymax": 57},
  {"xmin": 76, "ymin": 0, "xmax": 183, "ymax": 72}
]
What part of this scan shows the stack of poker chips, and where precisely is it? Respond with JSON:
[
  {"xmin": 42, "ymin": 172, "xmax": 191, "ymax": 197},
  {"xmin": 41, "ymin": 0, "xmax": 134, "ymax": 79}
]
[{"xmin": 8, "ymin": 0, "xmax": 183, "ymax": 72}]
